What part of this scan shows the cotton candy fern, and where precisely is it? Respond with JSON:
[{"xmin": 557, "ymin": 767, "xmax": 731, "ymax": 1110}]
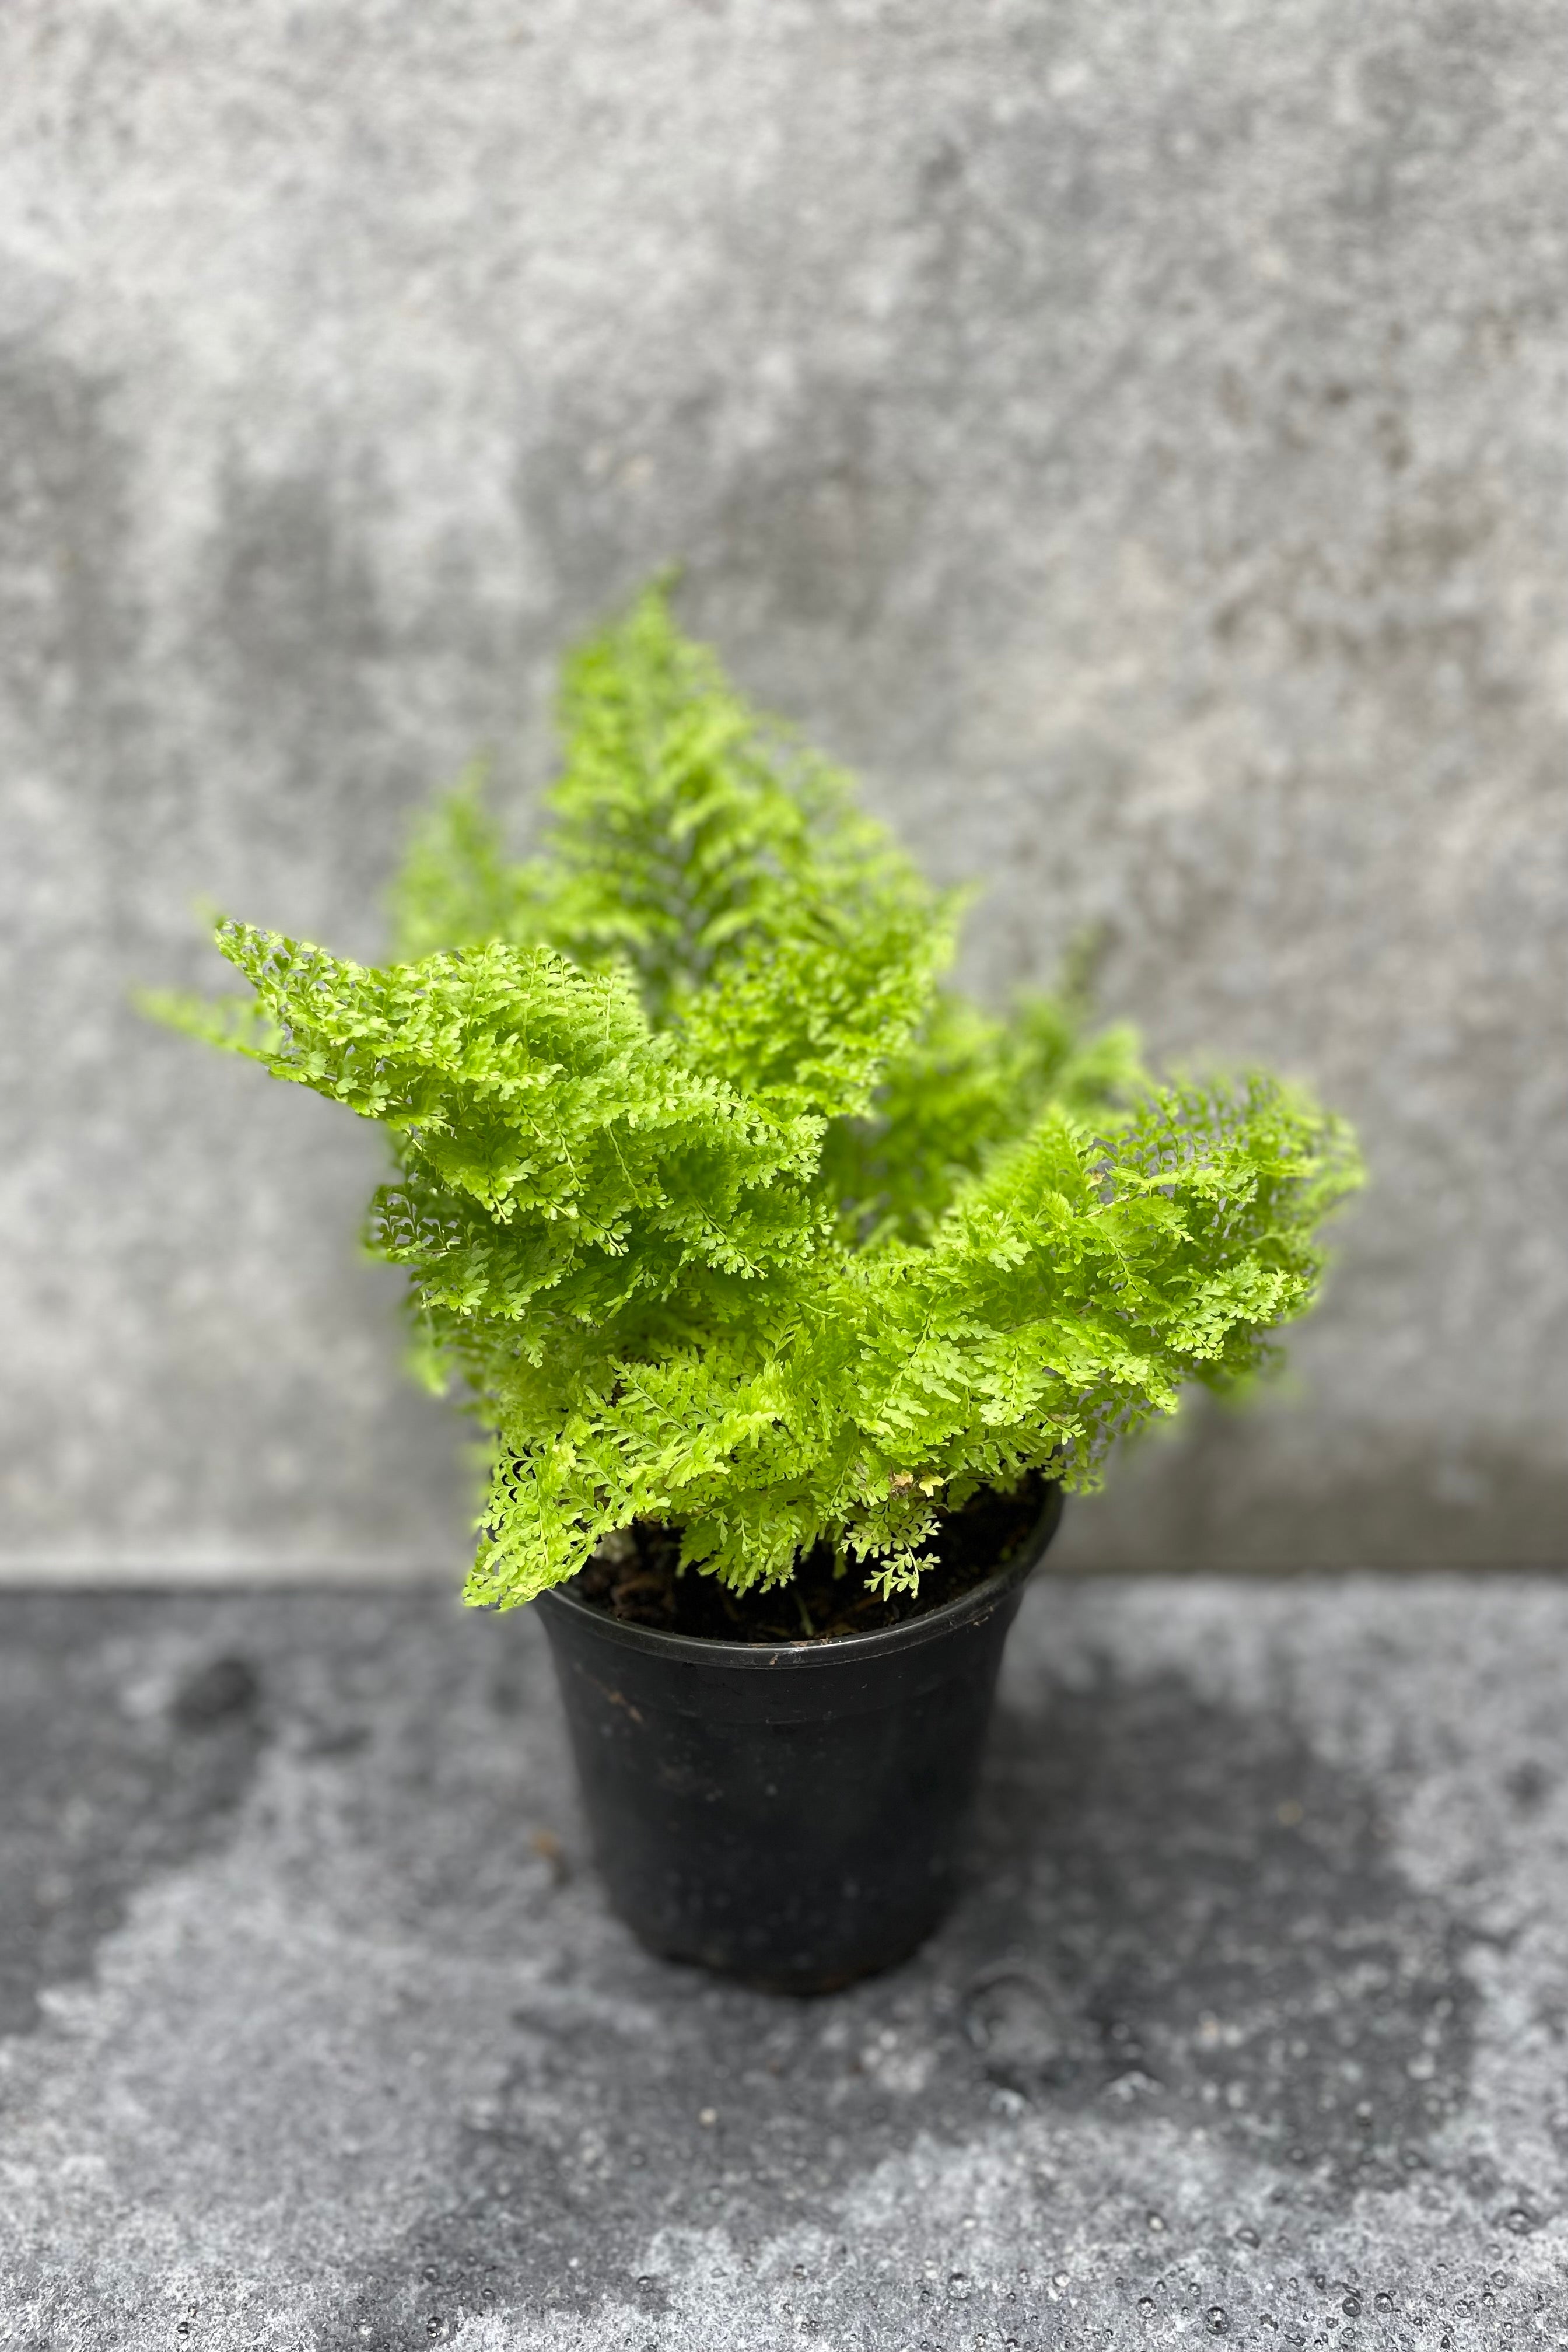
[{"xmin": 147, "ymin": 584, "xmax": 1362, "ymax": 1608}]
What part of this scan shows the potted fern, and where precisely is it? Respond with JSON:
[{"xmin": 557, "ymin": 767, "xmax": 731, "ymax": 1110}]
[{"xmin": 149, "ymin": 586, "xmax": 1360, "ymax": 1989}]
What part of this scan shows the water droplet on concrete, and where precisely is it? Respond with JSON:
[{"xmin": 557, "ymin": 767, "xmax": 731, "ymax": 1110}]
[
  {"xmin": 1146, "ymin": 2211, "xmax": 1166, "ymax": 2232},
  {"xmin": 1138, "ymin": 2297, "xmax": 1156, "ymax": 2317},
  {"xmin": 172, "ymin": 1654, "xmax": 260, "ymax": 1728},
  {"xmin": 1504, "ymin": 2208, "xmax": 1535, "ymax": 2235},
  {"xmin": 1342, "ymin": 2292, "xmax": 1363, "ymax": 2316},
  {"xmin": 1235, "ymin": 2226, "xmax": 1261, "ymax": 2248},
  {"xmin": 1206, "ymin": 2308, "xmax": 1228, "ymax": 2335},
  {"xmin": 1374, "ymin": 2291, "xmax": 1395, "ymax": 2310},
  {"xmin": 949, "ymin": 2273, "xmax": 971, "ymax": 2300}
]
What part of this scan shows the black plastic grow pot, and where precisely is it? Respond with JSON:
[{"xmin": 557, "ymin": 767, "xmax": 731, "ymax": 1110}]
[{"xmin": 536, "ymin": 1488, "xmax": 1062, "ymax": 1992}]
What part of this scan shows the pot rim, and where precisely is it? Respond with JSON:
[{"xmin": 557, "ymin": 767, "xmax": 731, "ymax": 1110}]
[{"xmin": 531, "ymin": 1483, "xmax": 1062, "ymax": 1672}]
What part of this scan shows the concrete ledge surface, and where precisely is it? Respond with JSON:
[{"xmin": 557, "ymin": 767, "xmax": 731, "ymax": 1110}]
[{"xmin": 2, "ymin": 1576, "xmax": 1565, "ymax": 2347}]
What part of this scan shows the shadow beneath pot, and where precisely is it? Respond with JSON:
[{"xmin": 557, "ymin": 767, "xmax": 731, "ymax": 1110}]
[{"xmin": 943, "ymin": 1653, "xmax": 1477, "ymax": 2187}]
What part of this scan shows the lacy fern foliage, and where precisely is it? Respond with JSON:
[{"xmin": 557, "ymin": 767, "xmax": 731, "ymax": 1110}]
[{"xmin": 151, "ymin": 586, "xmax": 1362, "ymax": 1606}]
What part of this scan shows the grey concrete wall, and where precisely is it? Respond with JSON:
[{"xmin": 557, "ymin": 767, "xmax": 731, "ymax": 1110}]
[{"xmin": 2, "ymin": 0, "xmax": 1564, "ymax": 1578}]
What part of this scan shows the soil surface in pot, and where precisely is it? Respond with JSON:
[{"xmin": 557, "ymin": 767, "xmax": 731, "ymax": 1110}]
[{"xmin": 568, "ymin": 1473, "xmax": 1052, "ymax": 1644}]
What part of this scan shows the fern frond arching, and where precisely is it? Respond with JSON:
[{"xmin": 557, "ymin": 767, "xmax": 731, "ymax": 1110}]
[{"xmin": 149, "ymin": 582, "xmax": 1363, "ymax": 1606}]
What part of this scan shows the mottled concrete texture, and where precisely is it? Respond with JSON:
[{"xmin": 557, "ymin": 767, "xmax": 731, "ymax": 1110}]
[
  {"xmin": 1, "ymin": 2, "xmax": 1566, "ymax": 1573},
  {"xmin": 5, "ymin": 1576, "xmax": 1568, "ymax": 2346}
]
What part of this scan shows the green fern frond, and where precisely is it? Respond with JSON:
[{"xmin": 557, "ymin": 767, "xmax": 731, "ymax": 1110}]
[{"xmin": 147, "ymin": 580, "xmax": 1363, "ymax": 1607}]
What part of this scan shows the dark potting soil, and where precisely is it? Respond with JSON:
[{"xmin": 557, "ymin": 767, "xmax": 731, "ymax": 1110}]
[{"xmin": 568, "ymin": 1473, "xmax": 1053, "ymax": 1645}]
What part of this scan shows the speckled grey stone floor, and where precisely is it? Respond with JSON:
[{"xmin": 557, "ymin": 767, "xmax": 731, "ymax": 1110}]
[{"xmin": 2, "ymin": 1577, "xmax": 1566, "ymax": 2351}]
